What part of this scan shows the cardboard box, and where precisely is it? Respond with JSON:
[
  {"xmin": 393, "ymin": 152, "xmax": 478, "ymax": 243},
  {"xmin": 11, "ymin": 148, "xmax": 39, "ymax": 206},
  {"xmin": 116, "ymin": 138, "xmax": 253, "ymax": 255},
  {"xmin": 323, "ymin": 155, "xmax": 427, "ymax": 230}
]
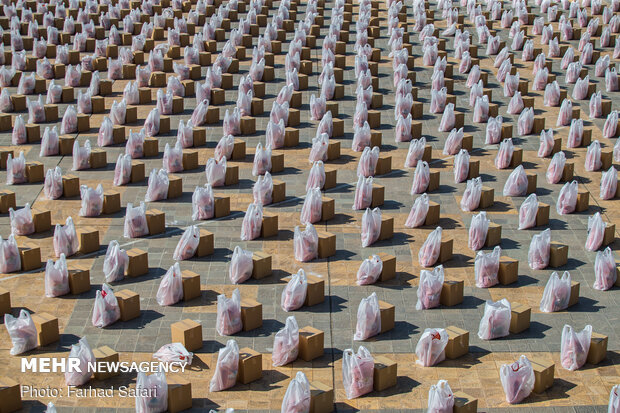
[
  {"xmin": 241, "ymin": 298, "xmax": 263, "ymax": 331},
  {"xmin": 526, "ymin": 172, "xmax": 537, "ymax": 194},
  {"xmin": 375, "ymin": 154, "xmax": 392, "ymax": 175},
  {"xmin": 167, "ymin": 376, "xmax": 192, "ymax": 413},
  {"xmin": 0, "ymin": 190, "xmax": 16, "ymax": 213},
  {"xmin": 587, "ymin": 332, "xmax": 608, "ymax": 364},
  {"xmin": 167, "ymin": 175, "xmax": 183, "ymax": 199},
  {"xmin": 77, "ymin": 114, "xmax": 90, "ymax": 132},
  {"xmin": 603, "ymin": 223, "xmax": 616, "ymax": 247},
  {"xmin": 310, "ymin": 382, "xmax": 334, "ymax": 413},
  {"xmin": 25, "ymin": 125, "xmax": 40, "ymax": 143},
  {"xmin": 225, "ymin": 164, "xmax": 239, "ymax": 185},
  {"xmin": 531, "ymin": 358, "xmax": 554, "ymax": 393},
  {"xmin": 68, "ymin": 266, "xmax": 91, "ymax": 295},
  {"xmin": 510, "ymin": 302, "xmax": 531, "ymax": 334},
  {"xmin": 377, "ymin": 252, "xmax": 396, "ymax": 282},
  {"xmin": 321, "ymin": 196, "xmax": 335, "ymax": 221},
  {"xmin": 576, "ymin": 189, "xmax": 589, "ymax": 212},
  {"xmin": 425, "ymin": 201, "xmax": 440, "ymax": 226},
  {"xmin": 569, "ymin": 281, "xmax": 580, "ymax": 307},
  {"xmin": 317, "ymin": 230, "xmax": 336, "ymax": 258},
  {"xmin": 196, "ymin": 229, "xmax": 214, "ymax": 257},
  {"xmin": 479, "ymin": 186, "xmax": 494, "ymax": 208},
  {"xmin": 272, "ymin": 179, "xmax": 286, "ymax": 203},
  {"xmin": 284, "ymin": 127, "xmax": 299, "ymax": 147},
  {"xmin": 271, "ymin": 152, "xmax": 284, "ymax": 173},
  {"xmin": 326, "ymin": 140, "xmax": 340, "ymax": 161},
  {"xmin": 181, "ymin": 270, "xmax": 201, "ymax": 301},
  {"xmin": 536, "ymin": 202, "xmax": 550, "ymax": 226},
  {"xmin": 19, "ymin": 243, "xmax": 41, "ymax": 271},
  {"xmin": 378, "ymin": 300, "xmax": 395, "ymax": 333},
  {"xmin": 0, "ymin": 150, "xmax": 14, "ymax": 170},
  {"xmin": 31, "ymin": 312, "xmax": 59, "ymax": 346},
  {"xmin": 323, "ymin": 167, "xmax": 337, "ymax": 189},
  {"xmin": 305, "ymin": 274, "xmax": 325, "ymax": 307},
  {"xmin": 331, "ymin": 117, "xmax": 343, "ymax": 136},
  {"xmin": 237, "ymin": 348, "xmax": 262, "ymax": 384},
  {"xmin": 89, "ymin": 148, "xmax": 107, "ymax": 169},
  {"xmin": 261, "ymin": 212, "xmax": 278, "ymax": 238},
  {"xmin": 78, "ymin": 227, "xmax": 100, "ymax": 254},
  {"xmin": 143, "ymin": 137, "xmax": 159, "ymax": 157},
  {"xmin": 454, "ymin": 391, "xmax": 478, "ymax": 413},
  {"xmin": 146, "ymin": 209, "xmax": 165, "ymax": 235},
  {"xmin": 92, "ymin": 346, "xmax": 120, "ymax": 380},
  {"xmin": 102, "ymin": 191, "xmax": 121, "ymax": 215},
  {"xmin": 299, "ymin": 326, "xmax": 324, "ymax": 361},
  {"xmin": 182, "ymin": 149, "xmax": 198, "ymax": 171},
  {"xmin": 440, "ymin": 280, "xmax": 463, "ymax": 307},
  {"xmin": 371, "ymin": 184, "xmax": 384, "ymax": 207},
  {"xmin": 127, "ymin": 248, "xmax": 148, "ymax": 277},
  {"xmin": 171, "ymin": 319, "xmax": 202, "ymax": 351},
  {"xmin": 32, "ymin": 209, "xmax": 51, "ymax": 233},
  {"xmin": 0, "ymin": 287, "xmax": 10, "ymax": 315},
  {"xmin": 438, "ymin": 238, "xmax": 453, "ymax": 263},
  {"xmin": 62, "ymin": 174, "xmax": 80, "ymax": 198},
  {"xmin": 373, "ymin": 355, "xmax": 397, "ymax": 391},
  {"xmin": 240, "ymin": 116, "xmax": 255, "ymax": 135},
  {"xmin": 115, "ymin": 289, "xmax": 140, "ymax": 321},
  {"xmin": 498, "ymin": 256, "xmax": 518, "ymax": 285},
  {"xmin": 445, "ymin": 326, "xmax": 469, "ymax": 359},
  {"xmin": 485, "ymin": 222, "xmax": 502, "ymax": 247},
  {"xmin": 378, "ymin": 216, "xmax": 394, "ymax": 241},
  {"xmin": 231, "ymin": 138, "xmax": 246, "ymax": 160},
  {"xmin": 252, "ymin": 252, "xmax": 272, "ymax": 279},
  {"xmin": 550, "ymin": 242, "xmax": 568, "ymax": 267},
  {"xmin": 0, "ymin": 377, "xmax": 22, "ymax": 413},
  {"xmin": 214, "ymin": 196, "xmax": 230, "ymax": 217}
]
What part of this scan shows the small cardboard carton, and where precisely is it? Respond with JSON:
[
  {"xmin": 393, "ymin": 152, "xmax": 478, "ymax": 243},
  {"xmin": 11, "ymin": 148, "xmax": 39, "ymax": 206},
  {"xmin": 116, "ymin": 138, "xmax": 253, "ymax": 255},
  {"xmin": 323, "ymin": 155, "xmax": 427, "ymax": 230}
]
[
  {"xmin": 252, "ymin": 252, "xmax": 272, "ymax": 279},
  {"xmin": 167, "ymin": 376, "xmax": 192, "ymax": 413},
  {"xmin": 171, "ymin": 319, "xmax": 202, "ymax": 351},
  {"xmin": 445, "ymin": 326, "xmax": 469, "ymax": 359},
  {"xmin": 299, "ymin": 326, "xmax": 324, "ymax": 361},
  {"xmin": 0, "ymin": 377, "xmax": 22, "ymax": 413},
  {"xmin": 531, "ymin": 358, "xmax": 554, "ymax": 393},
  {"xmin": 181, "ymin": 270, "xmax": 201, "ymax": 301},
  {"xmin": 309, "ymin": 382, "xmax": 334, "ymax": 413},
  {"xmin": 127, "ymin": 248, "xmax": 148, "ymax": 277},
  {"xmin": 241, "ymin": 298, "xmax": 263, "ymax": 331},
  {"xmin": 587, "ymin": 332, "xmax": 608, "ymax": 364},
  {"xmin": 31, "ymin": 312, "xmax": 59, "ymax": 346},
  {"xmin": 116, "ymin": 289, "xmax": 140, "ymax": 321},
  {"xmin": 92, "ymin": 346, "xmax": 120, "ymax": 380},
  {"xmin": 378, "ymin": 300, "xmax": 395, "ymax": 333},
  {"xmin": 373, "ymin": 356, "xmax": 397, "ymax": 391},
  {"xmin": 237, "ymin": 348, "xmax": 262, "ymax": 384},
  {"xmin": 440, "ymin": 280, "xmax": 464, "ymax": 307},
  {"xmin": 509, "ymin": 303, "xmax": 531, "ymax": 334},
  {"xmin": 377, "ymin": 252, "xmax": 396, "ymax": 282},
  {"xmin": 305, "ymin": 274, "xmax": 325, "ymax": 307}
]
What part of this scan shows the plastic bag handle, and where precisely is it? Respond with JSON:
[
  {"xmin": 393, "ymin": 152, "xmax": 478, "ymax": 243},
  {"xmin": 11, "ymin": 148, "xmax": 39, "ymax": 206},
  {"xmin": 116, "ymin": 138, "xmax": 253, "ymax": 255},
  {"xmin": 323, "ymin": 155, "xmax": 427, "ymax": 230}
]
[{"xmin": 511, "ymin": 362, "xmax": 520, "ymax": 372}]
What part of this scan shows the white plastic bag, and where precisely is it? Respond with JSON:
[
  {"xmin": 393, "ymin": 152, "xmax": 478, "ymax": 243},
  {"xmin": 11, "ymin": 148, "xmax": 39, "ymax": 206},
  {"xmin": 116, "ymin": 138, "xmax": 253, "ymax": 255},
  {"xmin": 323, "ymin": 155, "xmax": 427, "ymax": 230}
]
[
  {"xmin": 6, "ymin": 152, "xmax": 27, "ymax": 184},
  {"xmin": 173, "ymin": 225, "xmax": 200, "ymax": 261},
  {"xmin": 206, "ymin": 157, "xmax": 227, "ymax": 187},
  {"xmin": 4, "ymin": 309, "xmax": 38, "ymax": 355},
  {"xmin": 411, "ymin": 161, "xmax": 431, "ymax": 194},
  {"xmin": 217, "ymin": 288, "xmax": 242, "ymax": 336},
  {"xmin": 103, "ymin": 241, "xmax": 129, "ymax": 283},
  {"xmin": 281, "ymin": 269, "xmax": 308, "ymax": 312},
  {"xmin": 361, "ymin": 207, "xmax": 382, "ymax": 247},
  {"xmin": 92, "ymin": 283, "xmax": 121, "ymax": 327},
  {"xmin": 518, "ymin": 194, "xmax": 539, "ymax": 230},
  {"xmin": 53, "ymin": 216, "xmax": 79, "ymax": 257},
  {"xmin": 79, "ymin": 184, "xmax": 104, "ymax": 217},
  {"xmin": 145, "ymin": 168, "xmax": 170, "ymax": 202},
  {"xmin": 500, "ymin": 355, "xmax": 535, "ymax": 404},
  {"xmin": 240, "ymin": 203, "xmax": 263, "ymax": 241},
  {"xmin": 252, "ymin": 143, "xmax": 272, "ymax": 176},
  {"xmin": 406, "ymin": 193, "xmax": 430, "ymax": 228},
  {"xmin": 586, "ymin": 212, "xmax": 606, "ymax": 251},
  {"xmin": 229, "ymin": 246, "xmax": 253, "ymax": 284},
  {"xmin": 163, "ymin": 142, "xmax": 184, "ymax": 173},
  {"xmin": 65, "ymin": 337, "xmax": 95, "ymax": 386},
  {"xmin": 594, "ymin": 247, "xmax": 617, "ymax": 291},
  {"xmin": 557, "ymin": 180, "xmax": 578, "ymax": 215},
  {"xmin": 357, "ymin": 146, "xmax": 379, "ymax": 178},
  {"xmin": 72, "ymin": 140, "xmax": 91, "ymax": 171},
  {"xmin": 156, "ymin": 263, "xmax": 184, "ymax": 306},
  {"xmin": 45, "ymin": 254, "xmax": 70, "ymax": 297},
  {"xmin": 300, "ymin": 187, "xmax": 323, "ymax": 224},
  {"xmin": 416, "ymin": 328, "xmax": 448, "ymax": 366},
  {"xmin": 417, "ymin": 265, "xmax": 444, "ymax": 310},
  {"xmin": 9, "ymin": 203, "xmax": 34, "ymax": 236},
  {"xmin": 307, "ymin": 161, "xmax": 326, "ymax": 191},
  {"xmin": 124, "ymin": 202, "xmax": 149, "ymax": 238},
  {"xmin": 469, "ymin": 211, "xmax": 490, "ymax": 251},
  {"xmin": 354, "ymin": 292, "xmax": 381, "ymax": 340},
  {"xmin": 419, "ymin": 227, "xmax": 442, "ymax": 267},
  {"xmin": 540, "ymin": 271, "xmax": 571, "ymax": 312},
  {"xmin": 475, "ymin": 246, "xmax": 501, "ymax": 288},
  {"xmin": 281, "ymin": 371, "xmax": 310, "ymax": 413},
  {"xmin": 135, "ymin": 371, "xmax": 168, "ymax": 413},
  {"xmin": 427, "ymin": 380, "xmax": 455, "ymax": 412},
  {"xmin": 272, "ymin": 316, "xmax": 299, "ymax": 367},
  {"xmin": 356, "ymin": 254, "xmax": 383, "ymax": 286},
  {"xmin": 503, "ymin": 165, "xmax": 528, "ymax": 197},
  {"xmin": 192, "ymin": 185, "xmax": 214, "ymax": 220},
  {"xmin": 294, "ymin": 223, "xmax": 319, "ymax": 262},
  {"xmin": 478, "ymin": 298, "xmax": 511, "ymax": 340},
  {"xmin": 560, "ymin": 324, "xmax": 592, "ymax": 371},
  {"xmin": 253, "ymin": 172, "xmax": 274, "ymax": 206},
  {"xmin": 546, "ymin": 151, "xmax": 566, "ymax": 184},
  {"xmin": 153, "ymin": 343, "xmax": 193, "ymax": 366},
  {"xmin": 342, "ymin": 346, "xmax": 374, "ymax": 399}
]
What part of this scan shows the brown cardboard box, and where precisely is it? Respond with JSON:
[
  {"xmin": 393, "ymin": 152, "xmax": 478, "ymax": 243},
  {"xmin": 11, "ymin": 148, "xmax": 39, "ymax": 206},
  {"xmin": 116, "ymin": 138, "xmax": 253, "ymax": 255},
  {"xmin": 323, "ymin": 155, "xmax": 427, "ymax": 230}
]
[
  {"xmin": 321, "ymin": 196, "xmax": 335, "ymax": 221},
  {"xmin": 159, "ymin": 115, "xmax": 171, "ymax": 134},
  {"xmin": 146, "ymin": 209, "xmax": 165, "ymax": 235},
  {"xmin": 310, "ymin": 382, "xmax": 334, "ymax": 413},
  {"xmin": 76, "ymin": 114, "xmax": 90, "ymax": 132},
  {"xmin": 305, "ymin": 274, "xmax": 325, "ymax": 307},
  {"xmin": 102, "ymin": 191, "xmax": 121, "ymax": 215},
  {"xmin": 0, "ymin": 287, "xmax": 10, "ymax": 315},
  {"xmin": 143, "ymin": 137, "xmax": 159, "ymax": 157},
  {"xmin": 299, "ymin": 326, "xmax": 324, "ymax": 361},
  {"xmin": 324, "ymin": 167, "xmax": 337, "ymax": 189},
  {"xmin": 550, "ymin": 242, "xmax": 568, "ymax": 267},
  {"xmin": 127, "ymin": 248, "xmax": 148, "ymax": 277},
  {"xmin": 62, "ymin": 174, "xmax": 80, "ymax": 198},
  {"xmin": 0, "ymin": 150, "xmax": 14, "ymax": 170},
  {"xmin": 252, "ymin": 252, "xmax": 272, "ymax": 279},
  {"xmin": 78, "ymin": 227, "xmax": 100, "ymax": 254},
  {"xmin": 167, "ymin": 174, "xmax": 183, "ymax": 199},
  {"xmin": 371, "ymin": 184, "xmax": 384, "ymax": 207},
  {"xmin": 241, "ymin": 298, "xmax": 263, "ymax": 331},
  {"xmin": 284, "ymin": 127, "xmax": 299, "ymax": 147},
  {"xmin": 182, "ymin": 150, "xmax": 198, "ymax": 171},
  {"xmin": 587, "ymin": 332, "xmax": 608, "ymax": 364},
  {"xmin": 445, "ymin": 326, "xmax": 469, "ymax": 359},
  {"xmin": 440, "ymin": 280, "xmax": 464, "ymax": 307},
  {"xmin": 327, "ymin": 140, "xmax": 340, "ymax": 160},
  {"xmin": 480, "ymin": 186, "xmax": 494, "ymax": 209},
  {"xmin": 237, "ymin": 348, "xmax": 262, "ymax": 384},
  {"xmin": 0, "ymin": 377, "xmax": 22, "ymax": 413},
  {"xmin": 232, "ymin": 138, "xmax": 246, "ymax": 160},
  {"xmin": 31, "ymin": 312, "xmax": 59, "ymax": 346},
  {"xmin": 171, "ymin": 319, "xmax": 202, "ymax": 351},
  {"xmin": 510, "ymin": 303, "xmax": 531, "ymax": 334},
  {"xmin": 379, "ymin": 216, "xmax": 394, "ymax": 241},
  {"xmin": 24, "ymin": 161, "xmax": 43, "ymax": 183},
  {"xmin": 214, "ymin": 196, "xmax": 230, "ymax": 217},
  {"xmin": 537, "ymin": 202, "xmax": 550, "ymax": 226},
  {"xmin": 425, "ymin": 201, "xmax": 440, "ymax": 226},
  {"xmin": 32, "ymin": 209, "xmax": 51, "ymax": 233},
  {"xmin": 116, "ymin": 289, "xmax": 140, "ymax": 321},
  {"xmin": 225, "ymin": 164, "xmax": 239, "ymax": 185},
  {"xmin": 240, "ymin": 116, "xmax": 256, "ymax": 135},
  {"xmin": 498, "ymin": 256, "xmax": 518, "ymax": 285},
  {"xmin": 576, "ymin": 189, "xmax": 589, "ymax": 212},
  {"xmin": 378, "ymin": 300, "xmax": 395, "ymax": 333},
  {"xmin": 112, "ymin": 125, "xmax": 126, "ymax": 144},
  {"xmin": 272, "ymin": 179, "xmax": 286, "ymax": 203},
  {"xmin": 526, "ymin": 172, "xmax": 537, "ymax": 194},
  {"xmin": 375, "ymin": 154, "xmax": 392, "ymax": 175},
  {"xmin": 25, "ymin": 125, "xmax": 40, "ymax": 143},
  {"xmin": 271, "ymin": 152, "xmax": 284, "ymax": 173},
  {"xmin": 19, "ymin": 243, "xmax": 41, "ymax": 271},
  {"xmin": 261, "ymin": 212, "xmax": 278, "ymax": 238},
  {"xmin": 454, "ymin": 391, "xmax": 478, "ymax": 413},
  {"xmin": 181, "ymin": 270, "xmax": 201, "ymax": 301},
  {"xmin": 192, "ymin": 127, "xmax": 206, "ymax": 147},
  {"xmin": 0, "ymin": 190, "xmax": 16, "ymax": 214},
  {"xmin": 438, "ymin": 238, "xmax": 453, "ymax": 264},
  {"xmin": 468, "ymin": 159, "xmax": 480, "ymax": 179},
  {"xmin": 89, "ymin": 149, "xmax": 107, "ymax": 169},
  {"xmin": 377, "ymin": 252, "xmax": 396, "ymax": 282},
  {"xmin": 197, "ymin": 229, "xmax": 214, "ymax": 257},
  {"xmin": 167, "ymin": 376, "xmax": 192, "ymax": 413},
  {"xmin": 92, "ymin": 346, "xmax": 120, "ymax": 380},
  {"xmin": 331, "ymin": 117, "xmax": 343, "ymax": 136},
  {"xmin": 68, "ymin": 266, "xmax": 91, "ymax": 295},
  {"xmin": 485, "ymin": 222, "xmax": 502, "ymax": 247},
  {"xmin": 569, "ymin": 281, "xmax": 580, "ymax": 307},
  {"xmin": 317, "ymin": 230, "xmax": 336, "ymax": 258},
  {"xmin": 603, "ymin": 223, "xmax": 616, "ymax": 247},
  {"xmin": 373, "ymin": 356, "xmax": 397, "ymax": 391},
  {"xmin": 531, "ymin": 358, "xmax": 554, "ymax": 393},
  {"xmin": 509, "ymin": 147, "xmax": 523, "ymax": 168}
]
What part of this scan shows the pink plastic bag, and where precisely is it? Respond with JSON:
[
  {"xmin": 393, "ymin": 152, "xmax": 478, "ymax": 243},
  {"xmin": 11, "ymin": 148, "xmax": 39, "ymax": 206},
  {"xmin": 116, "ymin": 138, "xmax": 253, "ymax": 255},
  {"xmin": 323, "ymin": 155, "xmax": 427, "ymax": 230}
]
[
  {"xmin": 113, "ymin": 154, "xmax": 132, "ymax": 187},
  {"xmin": 153, "ymin": 343, "xmax": 193, "ymax": 366},
  {"xmin": 79, "ymin": 184, "xmax": 104, "ymax": 217},
  {"xmin": 173, "ymin": 225, "xmax": 200, "ymax": 261},
  {"xmin": 357, "ymin": 146, "xmax": 379, "ymax": 178},
  {"xmin": 300, "ymin": 187, "xmax": 322, "ymax": 224},
  {"xmin": 240, "ymin": 203, "xmax": 263, "ymax": 241},
  {"xmin": 352, "ymin": 122, "xmax": 371, "ymax": 152},
  {"xmin": 478, "ymin": 298, "xmax": 511, "ymax": 340},
  {"xmin": 600, "ymin": 166, "xmax": 617, "ymax": 200},
  {"xmin": 9, "ymin": 203, "xmax": 34, "ymax": 236},
  {"xmin": 529, "ymin": 228, "xmax": 551, "ymax": 270},
  {"xmin": 411, "ymin": 161, "xmax": 430, "ymax": 194},
  {"xmin": 266, "ymin": 119, "xmax": 285, "ymax": 149},
  {"xmin": 405, "ymin": 137, "xmax": 427, "ymax": 167},
  {"xmin": 469, "ymin": 211, "xmax": 490, "ymax": 251},
  {"xmin": 417, "ymin": 265, "xmax": 444, "ymax": 310},
  {"xmin": 537, "ymin": 128, "xmax": 554, "ymax": 158},
  {"xmin": 310, "ymin": 94, "xmax": 326, "ymax": 121},
  {"xmin": 272, "ymin": 315, "xmax": 299, "ymax": 367},
  {"xmin": 603, "ymin": 111, "xmax": 618, "ymax": 138},
  {"xmin": 438, "ymin": 103, "xmax": 455, "ymax": 132},
  {"xmin": 561, "ymin": 324, "xmax": 592, "ymax": 371},
  {"xmin": 461, "ymin": 177, "xmax": 482, "ymax": 211},
  {"xmin": 361, "ymin": 207, "xmax": 382, "ymax": 247},
  {"xmin": 156, "ymin": 263, "xmax": 184, "ymax": 306},
  {"xmin": 585, "ymin": 140, "xmax": 602, "ymax": 171},
  {"xmin": 252, "ymin": 143, "xmax": 272, "ymax": 176},
  {"xmin": 443, "ymin": 127, "xmax": 464, "ymax": 155},
  {"xmin": 145, "ymin": 168, "xmax": 170, "ymax": 202},
  {"xmin": 454, "ymin": 149, "xmax": 470, "ymax": 183},
  {"xmin": 500, "ymin": 355, "xmax": 535, "ymax": 404},
  {"xmin": 395, "ymin": 113, "xmax": 413, "ymax": 142},
  {"xmin": 540, "ymin": 271, "xmax": 571, "ymax": 312},
  {"xmin": 356, "ymin": 254, "xmax": 383, "ymax": 286},
  {"xmin": 568, "ymin": 119, "xmax": 584, "ymax": 148},
  {"xmin": 6, "ymin": 152, "xmax": 26, "ymax": 185},
  {"xmin": 253, "ymin": 172, "xmax": 273, "ymax": 206},
  {"xmin": 343, "ymin": 346, "xmax": 374, "ymax": 399},
  {"xmin": 353, "ymin": 176, "xmax": 373, "ymax": 211},
  {"xmin": 192, "ymin": 185, "xmax": 214, "ymax": 220},
  {"xmin": 586, "ymin": 212, "xmax": 606, "ymax": 251},
  {"xmin": 281, "ymin": 269, "xmax": 308, "ymax": 311},
  {"xmin": 44, "ymin": 254, "xmax": 69, "ymax": 297},
  {"xmin": 594, "ymin": 247, "xmax": 617, "ymax": 290},
  {"xmin": 503, "ymin": 165, "xmax": 528, "ymax": 196},
  {"xmin": 44, "ymin": 166, "xmax": 63, "ymax": 200},
  {"xmin": 124, "ymin": 202, "xmax": 149, "ymax": 238},
  {"xmin": 309, "ymin": 133, "xmax": 329, "ymax": 163},
  {"xmin": 0, "ymin": 234, "xmax": 21, "ymax": 273},
  {"xmin": 544, "ymin": 81, "xmax": 561, "ymax": 106},
  {"xmin": 475, "ymin": 246, "xmax": 501, "ymax": 288},
  {"xmin": 281, "ymin": 371, "xmax": 310, "ymax": 413},
  {"xmin": 590, "ymin": 92, "xmax": 603, "ymax": 118},
  {"xmin": 495, "ymin": 138, "xmax": 514, "ymax": 169},
  {"xmin": 72, "ymin": 140, "xmax": 91, "ymax": 171},
  {"xmin": 163, "ymin": 142, "xmax": 184, "ymax": 173},
  {"xmin": 419, "ymin": 227, "xmax": 442, "ymax": 267},
  {"xmin": 54, "ymin": 217, "xmax": 79, "ymax": 257},
  {"xmin": 294, "ymin": 223, "xmax": 319, "ymax": 262},
  {"xmin": 354, "ymin": 292, "xmax": 381, "ymax": 340},
  {"xmin": 92, "ymin": 283, "xmax": 121, "ymax": 327},
  {"xmin": 217, "ymin": 289, "xmax": 242, "ymax": 335},
  {"xmin": 144, "ymin": 108, "xmax": 161, "ymax": 137},
  {"xmin": 557, "ymin": 180, "xmax": 578, "ymax": 215},
  {"xmin": 307, "ymin": 161, "xmax": 325, "ymax": 191},
  {"xmin": 416, "ymin": 328, "xmax": 448, "ymax": 366},
  {"xmin": 519, "ymin": 194, "xmax": 539, "ymax": 230},
  {"xmin": 406, "ymin": 193, "xmax": 430, "ymax": 228},
  {"xmin": 210, "ymin": 340, "xmax": 239, "ymax": 392},
  {"xmin": 103, "ymin": 240, "xmax": 128, "ymax": 283}
]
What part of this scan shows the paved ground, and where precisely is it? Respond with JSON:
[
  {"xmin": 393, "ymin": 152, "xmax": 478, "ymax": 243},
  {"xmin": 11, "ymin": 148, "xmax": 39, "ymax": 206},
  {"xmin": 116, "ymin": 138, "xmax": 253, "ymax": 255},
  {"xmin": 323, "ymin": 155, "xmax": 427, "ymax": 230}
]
[{"xmin": 0, "ymin": 0, "xmax": 619, "ymax": 411}]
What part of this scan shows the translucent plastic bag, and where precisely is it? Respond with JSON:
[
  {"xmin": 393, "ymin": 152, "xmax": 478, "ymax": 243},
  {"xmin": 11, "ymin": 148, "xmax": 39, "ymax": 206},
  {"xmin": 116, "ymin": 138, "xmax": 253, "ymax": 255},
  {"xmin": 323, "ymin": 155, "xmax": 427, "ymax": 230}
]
[
  {"xmin": 240, "ymin": 203, "xmax": 263, "ymax": 241},
  {"xmin": 356, "ymin": 254, "xmax": 383, "ymax": 286},
  {"xmin": 5, "ymin": 309, "xmax": 38, "ymax": 355},
  {"xmin": 79, "ymin": 184, "xmax": 104, "ymax": 217},
  {"xmin": 405, "ymin": 193, "xmax": 430, "ymax": 228},
  {"xmin": 443, "ymin": 127, "xmax": 464, "ymax": 155},
  {"xmin": 272, "ymin": 316, "xmax": 299, "ymax": 367},
  {"xmin": 191, "ymin": 185, "xmax": 214, "ymax": 220},
  {"xmin": 604, "ymin": 111, "xmax": 618, "ymax": 139},
  {"xmin": 544, "ymin": 81, "xmax": 561, "ymax": 107},
  {"xmin": 153, "ymin": 343, "xmax": 193, "ymax": 366},
  {"xmin": 361, "ymin": 207, "xmax": 382, "ymax": 247},
  {"xmin": 206, "ymin": 158, "xmax": 227, "ymax": 187},
  {"xmin": 300, "ymin": 187, "xmax": 322, "ymax": 224},
  {"xmin": 568, "ymin": 119, "xmax": 584, "ymax": 148},
  {"xmin": 145, "ymin": 168, "xmax": 170, "ymax": 202},
  {"xmin": 12, "ymin": 115, "xmax": 26, "ymax": 145},
  {"xmin": 144, "ymin": 107, "xmax": 161, "ymax": 137},
  {"xmin": 6, "ymin": 152, "xmax": 27, "ymax": 185},
  {"xmin": 103, "ymin": 240, "xmax": 129, "ymax": 283},
  {"xmin": 469, "ymin": 211, "xmax": 490, "ymax": 251},
  {"xmin": 72, "ymin": 140, "xmax": 91, "ymax": 171},
  {"xmin": 495, "ymin": 138, "xmax": 514, "ymax": 169},
  {"xmin": 517, "ymin": 107, "xmax": 534, "ymax": 135},
  {"xmin": 54, "ymin": 217, "xmax": 79, "ymax": 257},
  {"xmin": 353, "ymin": 176, "xmax": 373, "ymax": 211},
  {"xmin": 281, "ymin": 371, "xmax": 310, "ymax": 413},
  {"xmin": 342, "ymin": 346, "xmax": 374, "ymax": 399},
  {"xmin": 64, "ymin": 337, "xmax": 95, "ymax": 386},
  {"xmin": 352, "ymin": 122, "xmax": 371, "ymax": 152},
  {"xmin": 354, "ymin": 292, "xmax": 381, "ymax": 340},
  {"xmin": 281, "ymin": 269, "xmax": 308, "ymax": 312},
  {"xmin": 518, "ymin": 194, "xmax": 539, "ymax": 230},
  {"xmin": 215, "ymin": 135, "xmax": 235, "ymax": 161},
  {"xmin": 419, "ymin": 226, "xmax": 442, "ymax": 267},
  {"xmin": 253, "ymin": 172, "xmax": 274, "ymax": 206},
  {"xmin": 92, "ymin": 283, "xmax": 121, "ymax": 327},
  {"xmin": 113, "ymin": 154, "xmax": 132, "ymax": 187},
  {"xmin": 416, "ymin": 328, "xmax": 448, "ymax": 366},
  {"xmin": 156, "ymin": 263, "xmax": 184, "ymax": 306},
  {"xmin": 124, "ymin": 202, "xmax": 149, "ymax": 238},
  {"xmin": 252, "ymin": 143, "xmax": 272, "ymax": 176},
  {"xmin": 538, "ymin": 129, "xmax": 554, "ymax": 158},
  {"xmin": 307, "ymin": 161, "xmax": 325, "ymax": 191},
  {"xmin": 503, "ymin": 165, "xmax": 528, "ymax": 197},
  {"xmin": 416, "ymin": 265, "xmax": 444, "ymax": 310},
  {"xmin": 585, "ymin": 140, "xmax": 602, "ymax": 171},
  {"xmin": 427, "ymin": 380, "xmax": 454, "ymax": 412},
  {"xmin": 540, "ymin": 271, "xmax": 571, "ymax": 312},
  {"xmin": 557, "ymin": 180, "xmax": 578, "ymax": 215},
  {"xmin": 173, "ymin": 225, "xmax": 200, "ymax": 261},
  {"xmin": 411, "ymin": 161, "xmax": 431, "ymax": 195},
  {"xmin": 438, "ymin": 103, "xmax": 455, "ymax": 132},
  {"xmin": 135, "ymin": 371, "xmax": 167, "ymax": 413},
  {"xmin": 461, "ymin": 177, "xmax": 482, "ymax": 211},
  {"xmin": 163, "ymin": 142, "xmax": 184, "ymax": 173},
  {"xmin": 478, "ymin": 298, "xmax": 511, "ymax": 340},
  {"xmin": 500, "ymin": 355, "xmax": 535, "ymax": 404},
  {"xmin": 357, "ymin": 146, "xmax": 379, "ymax": 178},
  {"xmin": 40, "ymin": 125, "xmax": 59, "ymax": 157},
  {"xmin": 9, "ymin": 204, "xmax": 34, "ymax": 236},
  {"xmin": 228, "ymin": 245, "xmax": 253, "ymax": 284},
  {"xmin": 601, "ymin": 166, "xmax": 618, "ymax": 200},
  {"xmin": 97, "ymin": 117, "xmax": 114, "ymax": 147},
  {"xmin": 453, "ymin": 149, "xmax": 470, "ymax": 183},
  {"xmin": 586, "ymin": 212, "xmax": 606, "ymax": 251},
  {"xmin": 475, "ymin": 246, "xmax": 501, "ymax": 288},
  {"xmin": 309, "ymin": 133, "xmax": 329, "ymax": 163},
  {"xmin": 217, "ymin": 288, "xmax": 242, "ymax": 336},
  {"xmin": 561, "ymin": 324, "xmax": 592, "ymax": 371},
  {"xmin": 294, "ymin": 223, "xmax": 319, "ymax": 262},
  {"xmin": 594, "ymin": 247, "xmax": 617, "ymax": 291}
]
